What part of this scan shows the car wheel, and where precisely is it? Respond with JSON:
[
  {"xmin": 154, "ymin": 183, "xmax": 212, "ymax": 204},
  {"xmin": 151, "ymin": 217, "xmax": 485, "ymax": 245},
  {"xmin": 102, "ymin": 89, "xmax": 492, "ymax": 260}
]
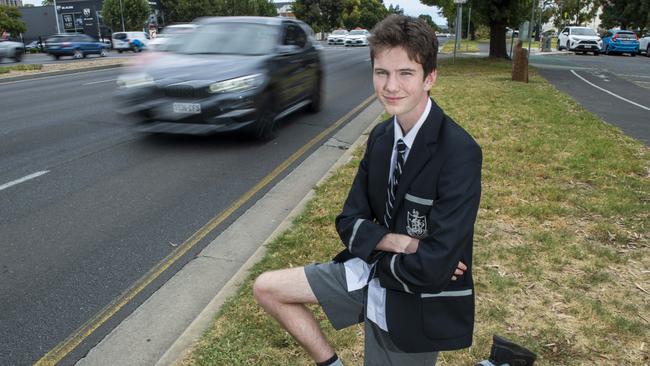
[
  {"xmin": 13, "ymin": 49, "xmax": 23, "ymax": 62},
  {"xmin": 630, "ymin": 52, "xmax": 636, "ymax": 57},
  {"xmin": 646, "ymin": 45, "xmax": 650, "ymax": 57},
  {"xmin": 604, "ymin": 45, "xmax": 609, "ymax": 55},
  {"xmin": 100, "ymin": 49, "xmax": 108, "ymax": 57},
  {"xmin": 557, "ymin": 40, "xmax": 561, "ymax": 50},
  {"xmin": 307, "ymin": 75, "xmax": 322, "ymax": 114},
  {"xmin": 73, "ymin": 49, "xmax": 83, "ymax": 59},
  {"xmin": 593, "ymin": 51, "xmax": 599, "ymax": 56},
  {"xmin": 566, "ymin": 42, "xmax": 570, "ymax": 51},
  {"xmin": 253, "ymin": 97, "xmax": 278, "ymax": 141},
  {"xmin": 53, "ymin": 54, "xmax": 60, "ymax": 60}
]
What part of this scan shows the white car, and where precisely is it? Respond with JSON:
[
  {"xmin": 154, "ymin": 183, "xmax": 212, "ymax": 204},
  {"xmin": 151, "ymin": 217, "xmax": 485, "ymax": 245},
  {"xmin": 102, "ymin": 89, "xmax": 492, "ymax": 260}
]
[
  {"xmin": 639, "ymin": 34, "xmax": 650, "ymax": 56},
  {"xmin": 557, "ymin": 26, "xmax": 602, "ymax": 55},
  {"xmin": 148, "ymin": 24, "xmax": 197, "ymax": 52},
  {"xmin": 327, "ymin": 29, "xmax": 348, "ymax": 45},
  {"xmin": 344, "ymin": 29, "xmax": 370, "ymax": 47},
  {"xmin": 112, "ymin": 31, "xmax": 150, "ymax": 53},
  {"xmin": 0, "ymin": 39, "xmax": 25, "ymax": 62}
]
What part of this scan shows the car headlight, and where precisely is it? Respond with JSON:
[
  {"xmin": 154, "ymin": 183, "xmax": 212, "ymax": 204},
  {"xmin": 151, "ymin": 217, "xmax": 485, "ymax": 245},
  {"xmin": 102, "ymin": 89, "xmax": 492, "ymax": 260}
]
[
  {"xmin": 208, "ymin": 73, "xmax": 265, "ymax": 94},
  {"xmin": 117, "ymin": 73, "xmax": 154, "ymax": 89}
]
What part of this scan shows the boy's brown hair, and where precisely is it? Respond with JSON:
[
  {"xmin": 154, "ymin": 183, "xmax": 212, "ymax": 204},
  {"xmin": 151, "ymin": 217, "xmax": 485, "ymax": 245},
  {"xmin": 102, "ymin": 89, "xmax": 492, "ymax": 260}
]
[{"xmin": 369, "ymin": 14, "xmax": 439, "ymax": 77}]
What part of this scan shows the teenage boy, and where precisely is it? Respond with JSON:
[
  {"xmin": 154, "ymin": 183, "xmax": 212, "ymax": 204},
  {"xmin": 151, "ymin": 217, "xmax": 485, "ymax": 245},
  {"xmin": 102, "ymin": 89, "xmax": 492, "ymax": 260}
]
[{"xmin": 254, "ymin": 14, "xmax": 482, "ymax": 366}]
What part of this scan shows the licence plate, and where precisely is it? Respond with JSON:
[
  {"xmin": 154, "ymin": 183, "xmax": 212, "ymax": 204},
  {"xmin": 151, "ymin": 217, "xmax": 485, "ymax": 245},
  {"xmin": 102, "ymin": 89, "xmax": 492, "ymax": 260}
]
[{"xmin": 173, "ymin": 103, "xmax": 201, "ymax": 114}]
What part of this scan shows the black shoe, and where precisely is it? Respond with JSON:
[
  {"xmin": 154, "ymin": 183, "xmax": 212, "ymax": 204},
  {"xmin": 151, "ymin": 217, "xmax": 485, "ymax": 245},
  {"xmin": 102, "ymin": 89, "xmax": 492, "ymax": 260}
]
[{"xmin": 475, "ymin": 335, "xmax": 537, "ymax": 366}]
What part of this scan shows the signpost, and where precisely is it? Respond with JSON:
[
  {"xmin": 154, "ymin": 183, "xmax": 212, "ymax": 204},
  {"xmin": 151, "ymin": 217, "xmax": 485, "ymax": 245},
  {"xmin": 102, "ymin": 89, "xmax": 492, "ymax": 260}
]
[{"xmin": 453, "ymin": 0, "xmax": 467, "ymax": 64}]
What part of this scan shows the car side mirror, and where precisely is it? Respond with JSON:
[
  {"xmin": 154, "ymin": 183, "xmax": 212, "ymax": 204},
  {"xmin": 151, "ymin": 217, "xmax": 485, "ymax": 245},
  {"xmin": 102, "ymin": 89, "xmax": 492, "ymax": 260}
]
[
  {"xmin": 277, "ymin": 44, "xmax": 300, "ymax": 54},
  {"xmin": 563, "ymin": 32, "xmax": 569, "ymax": 35}
]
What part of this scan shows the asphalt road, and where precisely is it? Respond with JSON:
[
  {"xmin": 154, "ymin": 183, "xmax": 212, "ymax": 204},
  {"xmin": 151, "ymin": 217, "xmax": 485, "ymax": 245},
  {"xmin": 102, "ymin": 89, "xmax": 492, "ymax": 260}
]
[
  {"xmin": 531, "ymin": 52, "xmax": 650, "ymax": 145},
  {"xmin": 0, "ymin": 45, "xmax": 374, "ymax": 365}
]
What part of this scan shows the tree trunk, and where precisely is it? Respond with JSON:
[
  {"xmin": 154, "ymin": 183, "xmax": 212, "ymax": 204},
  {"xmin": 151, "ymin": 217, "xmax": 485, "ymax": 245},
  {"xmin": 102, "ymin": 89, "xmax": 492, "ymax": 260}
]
[{"xmin": 489, "ymin": 20, "xmax": 508, "ymax": 58}]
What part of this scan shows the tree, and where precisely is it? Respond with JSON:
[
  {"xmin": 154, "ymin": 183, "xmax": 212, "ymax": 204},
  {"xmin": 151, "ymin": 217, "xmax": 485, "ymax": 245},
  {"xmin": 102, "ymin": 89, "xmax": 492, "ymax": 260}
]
[
  {"xmin": 548, "ymin": 0, "xmax": 599, "ymax": 29},
  {"xmin": 421, "ymin": 0, "xmax": 531, "ymax": 58},
  {"xmin": 419, "ymin": 14, "xmax": 439, "ymax": 31},
  {"xmin": 600, "ymin": 0, "xmax": 650, "ymax": 33},
  {"xmin": 293, "ymin": 0, "xmax": 346, "ymax": 33},
  {"xmin": 0, "ymin": 5, "xmax": 26, "ymax": 36},
  {"xmin": 387, "ymin": 4, "xmax": 404, "ymax": 15},
  {"xmin": 101, "ymin": 0, "xmax": 150, "ymax": 31}
]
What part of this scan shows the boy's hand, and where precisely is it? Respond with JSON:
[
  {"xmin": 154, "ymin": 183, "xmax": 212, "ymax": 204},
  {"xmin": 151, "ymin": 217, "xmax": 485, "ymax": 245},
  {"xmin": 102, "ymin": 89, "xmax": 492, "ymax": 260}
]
[{"xmin": 451, "ymin": 261, "xmax": 467, "ymax": 281}]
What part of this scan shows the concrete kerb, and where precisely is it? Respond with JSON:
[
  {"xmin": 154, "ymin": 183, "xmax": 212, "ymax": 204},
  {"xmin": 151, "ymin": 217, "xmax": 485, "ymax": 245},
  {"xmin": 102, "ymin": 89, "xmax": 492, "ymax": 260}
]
[
  {"xmin": 156, "ymin": 105, "xmax": 385, "ymax": 366},
  {"xmin": 0, "ymin": 63, "xmax": 123, "ymax": 83}
]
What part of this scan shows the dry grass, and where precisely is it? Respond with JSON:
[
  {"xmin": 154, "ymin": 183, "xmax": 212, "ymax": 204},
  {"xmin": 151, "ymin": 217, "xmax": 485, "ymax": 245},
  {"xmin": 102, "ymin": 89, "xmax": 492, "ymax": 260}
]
[{"xmin": 180, "ymin": 58, "xmax": 649, "ymax": 365}]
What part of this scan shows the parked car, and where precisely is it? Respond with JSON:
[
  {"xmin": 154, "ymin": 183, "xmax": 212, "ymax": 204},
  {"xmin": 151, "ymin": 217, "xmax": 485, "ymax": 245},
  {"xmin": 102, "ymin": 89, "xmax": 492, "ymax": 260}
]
[
  {"xmin": 148, "ymin": 24, "xmax": 197, "ymax": 52},
  {"xmin": 601, "ymin": 29, "xmax": 639, "ymax": 56},
  {"xmin": 557, "ymin": 26, "xmax": 602, "ymax": 55},
  {"xmin": 327, "ymin": 29, "xmax": 348, "ymax": 45},
  {"xmin": 640, "ymin": 33, "xmax": 650, "ymax": 56},
  {"xmin": 114, "ymin": 16, "xmax": 322, "ymax": 141},
  {"xmin": 0, "ymin": 39, "xmax": 25, "ymax": 62},
  {"xmin": 24, "ymin": 40, "xmax": 43, "ymax": 52},
  {"xmin": 44, "ymin": 34, "xmax": 109, "ymax": 59},
  {"xmin": 112, "ymin": 31, "xmax": 150, "ymax": 53},
  {"xmin": 344, "ymin": 29, "xmax": 370, "ymax": 47}
]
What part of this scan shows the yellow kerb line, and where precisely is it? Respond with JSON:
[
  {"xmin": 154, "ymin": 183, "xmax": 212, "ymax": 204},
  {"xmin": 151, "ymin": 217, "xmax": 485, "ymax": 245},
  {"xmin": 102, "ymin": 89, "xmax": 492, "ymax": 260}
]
[{"xmin": 35, "ymin": 94, "xmax": 376, "ymax": 365}]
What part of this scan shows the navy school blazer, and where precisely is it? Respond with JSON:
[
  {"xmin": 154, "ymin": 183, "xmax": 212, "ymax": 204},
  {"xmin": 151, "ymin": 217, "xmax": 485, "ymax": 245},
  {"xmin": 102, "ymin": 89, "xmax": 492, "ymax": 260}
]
[{"xmin": 334, "ymin": 98, "xmax": 482, "ymax": 352}]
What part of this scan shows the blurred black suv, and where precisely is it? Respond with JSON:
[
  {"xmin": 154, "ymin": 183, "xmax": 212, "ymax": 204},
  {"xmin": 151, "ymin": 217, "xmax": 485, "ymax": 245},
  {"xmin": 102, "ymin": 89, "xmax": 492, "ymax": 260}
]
[{"xmin": 115, "ymin": 16, "xmax": 323, "ymax": 140}]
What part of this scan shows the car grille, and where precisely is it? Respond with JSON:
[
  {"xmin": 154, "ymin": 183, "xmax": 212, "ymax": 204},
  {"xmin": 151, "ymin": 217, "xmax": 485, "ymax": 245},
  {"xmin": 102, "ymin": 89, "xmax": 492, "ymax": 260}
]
[
  {"xmin": 579, "ymin": 40, "xmax": 598, "ymax": 45},
  {"xmin": 164, "ymin": 85, "xmax": 208, "ymax": 99}
]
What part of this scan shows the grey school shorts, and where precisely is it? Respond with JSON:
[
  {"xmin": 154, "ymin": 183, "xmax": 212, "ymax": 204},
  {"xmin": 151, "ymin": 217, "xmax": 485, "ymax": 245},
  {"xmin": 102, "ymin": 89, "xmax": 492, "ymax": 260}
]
[{"xmin": 305, "ymin": 261, "xmax": 438, "ymax": 366}]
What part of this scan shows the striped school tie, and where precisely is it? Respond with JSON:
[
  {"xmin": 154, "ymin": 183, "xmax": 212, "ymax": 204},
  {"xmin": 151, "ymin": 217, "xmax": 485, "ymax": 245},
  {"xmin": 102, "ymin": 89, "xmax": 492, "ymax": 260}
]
[{"xmin": 383, "ymin": 139, "xmax": 407, "ymax": 228}]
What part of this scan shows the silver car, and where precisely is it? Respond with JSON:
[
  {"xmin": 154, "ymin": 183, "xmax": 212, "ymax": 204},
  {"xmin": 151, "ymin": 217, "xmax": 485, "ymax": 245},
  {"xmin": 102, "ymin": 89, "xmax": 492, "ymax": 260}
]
[{"xmin": 0, "ymin": 39, "xmax": 25, "ymax": 62}]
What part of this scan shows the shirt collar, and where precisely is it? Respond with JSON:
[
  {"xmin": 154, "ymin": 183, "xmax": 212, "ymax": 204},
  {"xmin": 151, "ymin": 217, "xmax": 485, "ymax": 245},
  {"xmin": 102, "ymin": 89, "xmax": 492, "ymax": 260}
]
[{"xmin": 392, "ymin": 98, "xmax": 431, "ymax": 151}]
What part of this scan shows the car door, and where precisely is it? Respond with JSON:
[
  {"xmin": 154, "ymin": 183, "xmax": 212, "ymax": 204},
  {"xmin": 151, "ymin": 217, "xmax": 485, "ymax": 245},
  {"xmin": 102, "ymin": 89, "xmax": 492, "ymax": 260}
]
[
  {"xmin": 275, "ymin": 22, "xmax": 306, "ymax": 108},
  {"xmin": 602, "ymin": 31, "xmax": 612, "ymax": 49}
]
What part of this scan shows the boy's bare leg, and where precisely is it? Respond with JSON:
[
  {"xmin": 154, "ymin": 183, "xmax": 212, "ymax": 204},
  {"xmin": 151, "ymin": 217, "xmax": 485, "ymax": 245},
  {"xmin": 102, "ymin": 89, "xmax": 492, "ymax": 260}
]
[{"xmin": 253, "ymin": 266, "xmax": 335, "ymax": 363}]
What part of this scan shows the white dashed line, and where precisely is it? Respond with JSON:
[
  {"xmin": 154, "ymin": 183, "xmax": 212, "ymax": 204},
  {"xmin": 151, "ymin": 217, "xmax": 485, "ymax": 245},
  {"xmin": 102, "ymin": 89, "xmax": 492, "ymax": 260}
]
[
  {"xmin": 83, "ymin": 78, "xmax": 117, "ymax": 85},
  {"xmin": 570, "ymin": 69, "xmax": 650, "ymax": 111},
  {"xmin": 0, "ymin": 170, "xmax": 50, "ymax": 192}
]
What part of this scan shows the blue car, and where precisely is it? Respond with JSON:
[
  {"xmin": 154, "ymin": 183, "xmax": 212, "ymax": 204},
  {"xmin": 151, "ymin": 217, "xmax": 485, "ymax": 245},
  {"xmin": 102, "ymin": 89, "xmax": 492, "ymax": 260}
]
[
  {"xmin": 45, "ymin": 33, "xmax": 109, "ymax": 60},
  {"xmin": 602, "ymin": 29, "xmax": 639, "ymax": 56}
]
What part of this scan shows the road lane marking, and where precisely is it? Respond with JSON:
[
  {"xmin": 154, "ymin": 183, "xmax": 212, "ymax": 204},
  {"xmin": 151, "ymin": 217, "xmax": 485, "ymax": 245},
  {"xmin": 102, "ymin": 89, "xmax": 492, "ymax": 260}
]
[
  {"xmin": 570, "ymin": 69, "xmax": 650, "ymax": 111},
  {"xmin": 0, "ymin": 67, "xmax": 121, "ymax": 86},
  {"xmin": 82, "ymin": 78, "xmax": 116, "ymax": 85},
  {"xmin": 0, "ymin": 170, "xmax": 49, "ymax": 192},
  {"xmin": 34, "ymin": 93, "xmax": 377, "ymax": 366}
]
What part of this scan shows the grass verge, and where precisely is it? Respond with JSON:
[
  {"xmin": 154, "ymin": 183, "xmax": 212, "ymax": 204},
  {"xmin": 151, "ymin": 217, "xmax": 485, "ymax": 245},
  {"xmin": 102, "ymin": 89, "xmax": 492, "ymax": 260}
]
[
  {"xmin": 0, "ymin": 64, "xmax": 42, "ymax": 74},
  {"xmin": 441, "ymin": 39, "xmax": 481, "ymax": 53},
  {"xmin": 180, "ymin": 58, "xmax": 649, "ymax": 365}
]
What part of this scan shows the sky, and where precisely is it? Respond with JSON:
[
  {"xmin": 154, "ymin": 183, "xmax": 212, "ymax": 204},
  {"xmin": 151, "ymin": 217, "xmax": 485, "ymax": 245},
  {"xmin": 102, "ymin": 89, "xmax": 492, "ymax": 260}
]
[{"xmin": 19, "ymin": 0, "xmax": 447, "ymax": 26}]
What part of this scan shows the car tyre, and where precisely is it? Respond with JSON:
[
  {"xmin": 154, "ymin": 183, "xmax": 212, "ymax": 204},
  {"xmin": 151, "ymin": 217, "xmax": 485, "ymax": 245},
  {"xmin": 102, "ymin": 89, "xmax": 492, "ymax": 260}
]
[
  {"xmin": 53, "ymin": 54, "xmax": 60, "ymax": 60},
  {"xmin": 646, "ymin": 45, "xmax": 650, "ymax": 57},
  {"xmin": 593, "ymin": 51, "xmax": 599, "ymax": 56},
  {"xmin": 557, "ymin": 40, "xmax": 562, "ymax": 50},
  {"xmin": 73, "ymin": 49, "xmax": 83, "ymax": 59},
  {"xmin": 13, "ymin": 49, "xmax": 23, "ymax": 62},
  {"xmin": 566, "ymin": 42, "xmax": 570, "ymax": 51},
  {"xmin": 630, "ymin": 52, "xmax": 635, "ymax": 57},
  {"xmin": 253, "ymin": 97, "xmax": 278, "ymax": 141}
]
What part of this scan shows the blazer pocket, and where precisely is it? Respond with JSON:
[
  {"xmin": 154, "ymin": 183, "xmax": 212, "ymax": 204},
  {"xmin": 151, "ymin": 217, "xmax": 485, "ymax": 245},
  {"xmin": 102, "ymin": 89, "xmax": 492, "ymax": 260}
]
[
  {"xmin": 403, "ymin": 192, "xmax": 434, "ymax": 239},
  {"xmin": 420, "ymin": 289, "xmax": 474, "ymax": 340}
]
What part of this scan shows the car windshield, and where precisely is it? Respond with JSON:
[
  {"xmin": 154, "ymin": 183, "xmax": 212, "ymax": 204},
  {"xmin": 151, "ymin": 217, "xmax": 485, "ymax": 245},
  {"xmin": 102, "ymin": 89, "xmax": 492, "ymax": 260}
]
[
  {"xmin": 616, "ymin": 32, "xmax": 636, "ymax": 39},
  {"xmin": 178, "ymin": 23, "xmax": 279, "ymax": 55},
  {"xmin": 332, "ymin": 30, "xmax": 347, "ymax": 35},
  {"xmin": 349, "ymin": 30, "xmax": 366, "ymax": 35},
  {"xmin": 572, "ymin": 28, "xmax": 596, "ymax": 36}
]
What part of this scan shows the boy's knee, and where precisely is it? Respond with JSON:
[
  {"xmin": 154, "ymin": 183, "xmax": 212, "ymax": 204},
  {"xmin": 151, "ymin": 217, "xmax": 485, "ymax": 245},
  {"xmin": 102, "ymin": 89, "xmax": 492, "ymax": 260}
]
[{"xmin": 253, "ymin": 271, "xmax": 274, "ymax": 302}]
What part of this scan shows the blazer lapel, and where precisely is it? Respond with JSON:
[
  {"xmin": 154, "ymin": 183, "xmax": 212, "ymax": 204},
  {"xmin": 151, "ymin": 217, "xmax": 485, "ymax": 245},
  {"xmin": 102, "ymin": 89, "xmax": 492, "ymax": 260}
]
[
  {"xmin": 391, "ymin": 99, "xmax": 444, "ymax": 222},
  {"xmin": 369, "ymin": 121, "xmax": 394, "ymax": 217}
]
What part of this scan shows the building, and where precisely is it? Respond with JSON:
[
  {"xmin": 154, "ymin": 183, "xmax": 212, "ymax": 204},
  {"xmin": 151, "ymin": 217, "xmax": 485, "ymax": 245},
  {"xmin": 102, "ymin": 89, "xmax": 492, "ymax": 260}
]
[
  {"xmin": 274, "ymin": 1, "xmax": 294, "ymax": 18},
  {"xmin": 1, "ymin": 0, "xmax": 23, "ymax": 7}
]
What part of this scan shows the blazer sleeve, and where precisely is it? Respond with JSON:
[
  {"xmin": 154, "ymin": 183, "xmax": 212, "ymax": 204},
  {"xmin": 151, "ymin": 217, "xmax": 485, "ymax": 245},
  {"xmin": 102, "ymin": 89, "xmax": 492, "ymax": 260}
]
[
  {"xmin": 335, "ymin": 127, "xmax": 390, "ymax": 263},
  {"xmin": 375, "ymin": 141, "xmax": 482, "ymax": 293}
]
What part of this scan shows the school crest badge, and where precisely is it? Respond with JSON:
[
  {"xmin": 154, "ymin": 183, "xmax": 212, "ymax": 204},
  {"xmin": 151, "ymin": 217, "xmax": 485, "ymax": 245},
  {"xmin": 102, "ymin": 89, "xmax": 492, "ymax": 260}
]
[{"xmin": 406, "ymin": 209, "xmax": 427, "ymax": 238}]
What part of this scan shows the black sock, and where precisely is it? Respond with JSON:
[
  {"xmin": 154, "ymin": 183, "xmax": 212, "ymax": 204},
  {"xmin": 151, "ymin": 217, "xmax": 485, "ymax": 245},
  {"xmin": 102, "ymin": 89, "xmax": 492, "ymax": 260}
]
[{"xmin": 316, "ymin": 353, "xmax": 339, "ymax": 366}]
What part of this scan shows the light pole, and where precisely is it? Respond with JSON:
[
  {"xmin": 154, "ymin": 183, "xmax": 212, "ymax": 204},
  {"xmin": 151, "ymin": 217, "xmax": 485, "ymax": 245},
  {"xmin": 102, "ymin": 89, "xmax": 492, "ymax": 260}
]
[
  {"xmin": 52, "ymin": 0, "xmax": 61, "ymax": 33},
  {"xmin": 452, "ymin": 0, "xmax": 467, "ymax": 64},
  {"xmin": 119, "ymin": 0, "xmax": 126, "ymax": 32}
]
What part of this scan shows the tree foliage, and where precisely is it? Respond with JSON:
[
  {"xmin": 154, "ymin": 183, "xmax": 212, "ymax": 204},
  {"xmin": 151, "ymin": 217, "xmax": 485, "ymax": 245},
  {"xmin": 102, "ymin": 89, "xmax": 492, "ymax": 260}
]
[
  {"xmin": 101, "ymin": 0, "xmax": 150, "ymax": 31},
  {"xmin": 295, "ymin": 0, "xmax": 386, "ymax": 32},
  {"xmin": 418, "ymin": 14, "xmax": 439, "ymax": 31},
  {"xmin": 547, "ymin": 0, "xmax": 599, "ymax": 29},
  {"xmin": 0, "ymin": 5, "xmax": 26, "ymax": 36},
  {"xmin": 600, "ymin": 0, "xmax": 650, "ymax": 32},
  {"xmin": 158, "ymin": 0, "xmax": 276, "ymax": 24}
]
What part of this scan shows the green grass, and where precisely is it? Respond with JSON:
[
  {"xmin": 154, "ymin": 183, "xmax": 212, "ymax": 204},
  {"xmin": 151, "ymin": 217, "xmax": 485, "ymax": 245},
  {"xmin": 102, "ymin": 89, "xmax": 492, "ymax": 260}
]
[
  {"xmin": 180, "ymin": 58, "xmax": 650, "ymax": 365},
  {"xmin": 0, "ymin": 64, "xmax": 42, "ymax": 74},
  {"xmin": 441, "ymin": 39, "xmax": 481, "ymax": 53}
]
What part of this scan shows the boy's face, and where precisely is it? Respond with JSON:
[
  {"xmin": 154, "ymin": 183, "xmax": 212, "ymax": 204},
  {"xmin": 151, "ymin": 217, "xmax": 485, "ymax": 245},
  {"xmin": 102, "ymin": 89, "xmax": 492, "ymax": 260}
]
[{"xmin": 372, "ymin": 46, "xmax": 436, "ymax": 126}]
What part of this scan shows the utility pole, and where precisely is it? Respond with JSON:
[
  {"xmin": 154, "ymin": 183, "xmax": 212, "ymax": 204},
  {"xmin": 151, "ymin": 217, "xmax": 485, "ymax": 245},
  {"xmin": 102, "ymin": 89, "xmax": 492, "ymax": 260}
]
[
  {"xmin": 452, "ymin": 0, "xmax": 466, "ymax": 64},
  {"xmin": 52, "ymin": 0, "xmax": 61, "ymax": 33},
  {"xmin": 119, "ymin": 0, "xmax": 125, "ymax": 32},
  {"xmin": 466, "ymin": 2, "xmax": 471, "ymax": 51}
]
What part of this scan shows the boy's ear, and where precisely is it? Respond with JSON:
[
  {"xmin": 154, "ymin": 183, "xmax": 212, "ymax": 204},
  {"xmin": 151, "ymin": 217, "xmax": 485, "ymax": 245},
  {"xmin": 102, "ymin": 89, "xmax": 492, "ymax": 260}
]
[{"xmin": 423, "ymin": 69, "xmax": 437, "ymax": 91}]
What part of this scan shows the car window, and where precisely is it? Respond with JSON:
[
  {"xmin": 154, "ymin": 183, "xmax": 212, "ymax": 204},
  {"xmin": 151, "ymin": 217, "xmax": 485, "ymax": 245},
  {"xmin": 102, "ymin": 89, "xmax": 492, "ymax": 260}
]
[
  {"xmin": 284, "ymin": 23, "xmax": 306, "ymax": 48},
  {"xmin": 615, "ymin": 32, "xmax": 636, "ymax": 39},
  {"xmin": 571, "ymin": 28, "xmax": 596, "ymax": 36},
  {"xmin": 114, "ymin": 33, "xmax": 127, "ymax": 40},
  {"xmin": 178, "ymin": 22, "xmax": 280, "ymax": 55},
  {"xmin": 349, "ymin": 30, "xmax": 367, "ymax": 35},
  {"xmin": 562, "ymin": 28, "xmax": 569, "ymax": 34},
  {"xmin": 332, "ymin": 30, "xmax": 347, "ymax": 35}
]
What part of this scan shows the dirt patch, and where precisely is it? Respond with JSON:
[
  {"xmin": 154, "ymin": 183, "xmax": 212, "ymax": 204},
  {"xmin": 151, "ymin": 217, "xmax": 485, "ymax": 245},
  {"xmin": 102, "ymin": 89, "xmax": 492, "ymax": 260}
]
[{"xmin": 0, "ymin": 58, "xmax": 124, "ymax": 79}]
